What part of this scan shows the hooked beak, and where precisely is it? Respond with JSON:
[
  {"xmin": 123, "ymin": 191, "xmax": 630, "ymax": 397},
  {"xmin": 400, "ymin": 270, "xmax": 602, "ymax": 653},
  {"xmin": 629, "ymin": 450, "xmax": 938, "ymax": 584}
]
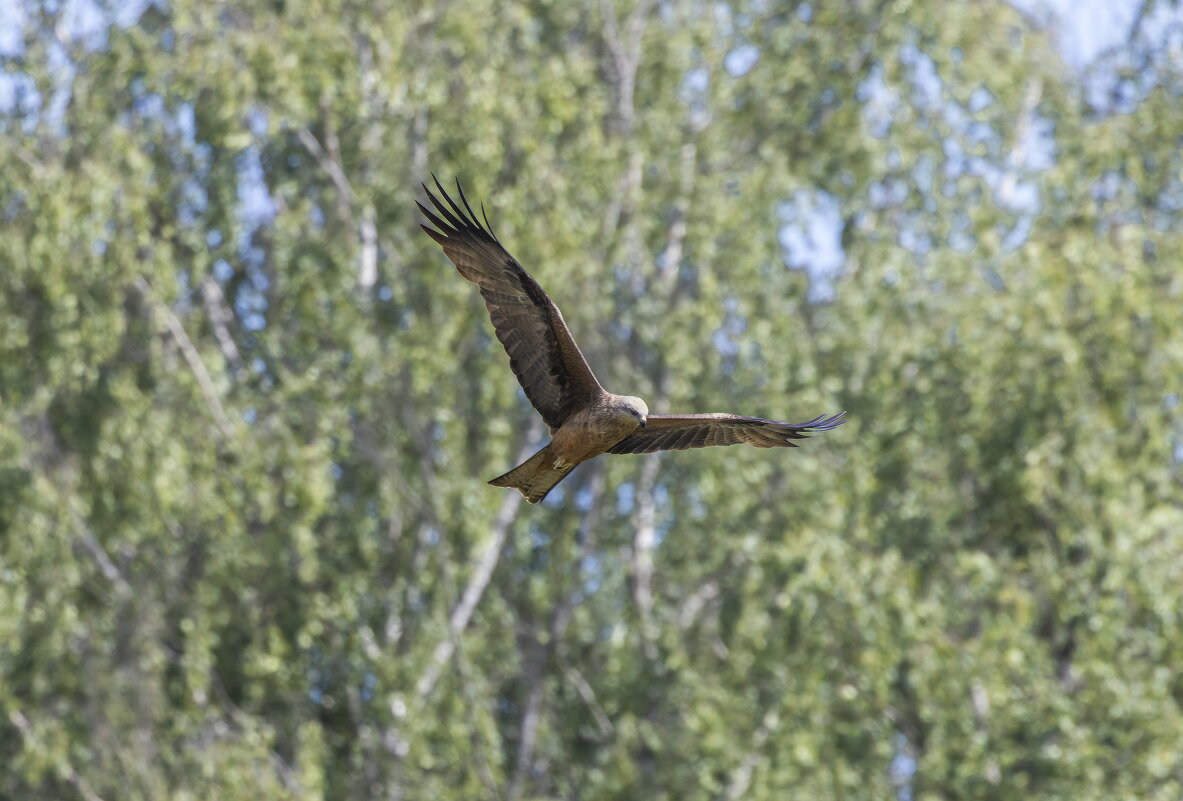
[{"xmin": 639, "ymin": 417, "xmax": 647, "ymax": 428}]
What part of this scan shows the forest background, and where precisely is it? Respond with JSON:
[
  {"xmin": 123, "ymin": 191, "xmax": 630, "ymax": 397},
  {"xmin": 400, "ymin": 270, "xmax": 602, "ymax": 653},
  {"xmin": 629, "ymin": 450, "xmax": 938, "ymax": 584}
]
[{"xmin": 2, "ymin": 0, "xmax": 1182, "ymax": 799}]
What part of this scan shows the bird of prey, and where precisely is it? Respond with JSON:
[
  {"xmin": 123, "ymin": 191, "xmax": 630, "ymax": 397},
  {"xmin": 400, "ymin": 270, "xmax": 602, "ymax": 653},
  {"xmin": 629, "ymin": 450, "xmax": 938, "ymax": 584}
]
[{"xmin": 418, "ymin": 177, "xmax": 846, "ymax": 504}]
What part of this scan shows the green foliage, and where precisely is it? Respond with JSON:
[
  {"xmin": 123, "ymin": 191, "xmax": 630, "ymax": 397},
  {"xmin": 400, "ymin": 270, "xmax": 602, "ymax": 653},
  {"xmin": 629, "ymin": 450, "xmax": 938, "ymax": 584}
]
[{"xmin": 1, "ymin": 0, "xmax": 1180, "ymax": 799}]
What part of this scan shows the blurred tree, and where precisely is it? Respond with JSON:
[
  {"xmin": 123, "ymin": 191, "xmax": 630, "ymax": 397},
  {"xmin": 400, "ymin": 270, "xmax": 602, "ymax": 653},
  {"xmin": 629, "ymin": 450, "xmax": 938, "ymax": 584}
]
[{"xmin": 1, "ymin": 0, "xmax": 1180, "ymax": 799}]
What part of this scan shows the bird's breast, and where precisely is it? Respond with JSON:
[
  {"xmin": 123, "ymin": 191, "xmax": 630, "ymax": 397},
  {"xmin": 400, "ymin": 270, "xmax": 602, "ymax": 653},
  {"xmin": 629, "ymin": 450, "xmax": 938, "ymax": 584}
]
[{"xmin": 551, "ymin": 407, "xmax": 639, "ymax": 464}]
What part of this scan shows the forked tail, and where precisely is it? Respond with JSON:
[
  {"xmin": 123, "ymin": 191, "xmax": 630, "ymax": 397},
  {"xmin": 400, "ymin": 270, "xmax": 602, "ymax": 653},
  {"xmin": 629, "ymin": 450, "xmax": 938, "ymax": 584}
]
[{"xmin": 488, "ymin": 444, "xmax": 575, "ymax": 504}]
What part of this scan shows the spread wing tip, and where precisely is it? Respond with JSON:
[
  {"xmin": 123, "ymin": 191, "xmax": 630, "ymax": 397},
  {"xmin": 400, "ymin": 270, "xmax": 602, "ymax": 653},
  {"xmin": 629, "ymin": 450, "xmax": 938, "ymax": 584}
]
[
  {"xmin": 803, "ymin": 411, "xmax": 847, "ymax": 432},
  {"xmin": 419, "ymin": 222, "xmax": 448, "ymax": 245},
  {"xmin": 766, "ymin": 410, "xmax": 846, "ymax": 446},
  {"xmin": 418, "ymin": 176, "xmax": 500, "ymax": 245}
]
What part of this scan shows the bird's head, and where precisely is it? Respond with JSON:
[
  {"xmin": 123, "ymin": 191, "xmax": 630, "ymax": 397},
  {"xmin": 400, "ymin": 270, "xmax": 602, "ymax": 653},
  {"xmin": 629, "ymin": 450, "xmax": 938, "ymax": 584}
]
[{"xmin": 617, "ymin": 395, "xmax": 649, "ymax": 428}]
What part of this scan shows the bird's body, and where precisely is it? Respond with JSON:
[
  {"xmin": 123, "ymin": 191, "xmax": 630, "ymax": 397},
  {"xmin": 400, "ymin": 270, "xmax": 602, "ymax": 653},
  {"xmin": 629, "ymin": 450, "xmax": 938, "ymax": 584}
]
[
  {"xmin": 418, "ymin": 177, "xmax": 845, "ymax": 503},
  {"xmin": 550, "ymin": 395, "xmax": 649, "ymax": 465},
  {"xmin": 489, "ymin": 393, "xmax": 649, "ymax": 503}
]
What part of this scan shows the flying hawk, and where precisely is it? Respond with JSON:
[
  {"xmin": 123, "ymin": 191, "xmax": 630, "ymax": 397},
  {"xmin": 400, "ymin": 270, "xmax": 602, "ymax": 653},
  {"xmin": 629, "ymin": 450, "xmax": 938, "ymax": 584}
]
[{"xmin": 418, "ymin": 177, "xmax": 846, "ymax": 503}]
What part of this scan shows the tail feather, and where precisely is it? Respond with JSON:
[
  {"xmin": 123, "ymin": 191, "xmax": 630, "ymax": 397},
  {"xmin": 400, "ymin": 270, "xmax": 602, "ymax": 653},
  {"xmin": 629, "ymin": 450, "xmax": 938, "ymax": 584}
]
[{"xmin": 488, "ymin": 444, "xmax": 575, "ymax": 504}]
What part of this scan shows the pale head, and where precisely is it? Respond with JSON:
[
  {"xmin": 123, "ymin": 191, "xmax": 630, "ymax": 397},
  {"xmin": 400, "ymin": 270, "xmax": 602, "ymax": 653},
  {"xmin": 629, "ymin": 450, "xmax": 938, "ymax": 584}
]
[{"xmin": 611, "ymin": 394, "xmax": 649, "ymax": 428}]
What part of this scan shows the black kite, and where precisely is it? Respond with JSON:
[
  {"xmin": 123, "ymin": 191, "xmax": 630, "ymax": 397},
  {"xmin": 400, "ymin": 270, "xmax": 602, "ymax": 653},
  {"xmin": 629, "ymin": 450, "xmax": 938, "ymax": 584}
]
[{"xmin": 418, "ymin": 178, "xmax": 845, "ymax": 503}]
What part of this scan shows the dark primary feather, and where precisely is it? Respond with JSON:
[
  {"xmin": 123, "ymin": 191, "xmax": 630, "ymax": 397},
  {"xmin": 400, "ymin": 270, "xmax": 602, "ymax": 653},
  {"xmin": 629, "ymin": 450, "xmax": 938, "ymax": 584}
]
[
  {"xmin": 418, "ymin": 177, "xmax": 604, "ymax": 430},
  {"xmin": 608, "ymin": 411, "xmax": 847, "ymax": 454}
]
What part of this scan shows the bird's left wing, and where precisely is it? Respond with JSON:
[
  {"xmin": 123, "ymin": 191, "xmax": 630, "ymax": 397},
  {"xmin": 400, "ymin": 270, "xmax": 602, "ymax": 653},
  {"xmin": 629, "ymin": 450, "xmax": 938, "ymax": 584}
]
[
  {"xmin": 417, "ymin": 177, "xmax": 605, "ymax": 431},
  {"xmin": 607, "ymin": 411, "xmax": 846, "ymax": 454}
]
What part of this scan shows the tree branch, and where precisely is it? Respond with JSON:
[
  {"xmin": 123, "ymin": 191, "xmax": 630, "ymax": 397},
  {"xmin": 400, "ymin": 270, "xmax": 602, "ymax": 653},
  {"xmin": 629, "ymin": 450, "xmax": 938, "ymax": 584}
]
[
  {"xmin": 415, "ymin": 484, "xmax": 524, "ymax": 700},
  {"xmin": 135, "ymin": 276, "xmax": 235, "ymax": 441},
  {"xmin": 506, "ymin": 640, "xmax": 547, "ymax": 801},
  {"xmin": 629, "ymin": 451, "xmax": 661, "ymax": 655},
  {"xmin": 199, "ymin": 276, "xmax": 243, "ymax": 374},
  {"xmin": 72, "ymin": 512, "xmax": 131, "ymax": 595},
  {"xmin": 561, "ymin": 662, "xmax": 614, "ymax": 737},
  {"xmin": 9, "ymin": 709, "xmax": 107, "ymax": 801},
  {"xmin": 722, "ymin": 705, "xmax": 781, "ymax": 801},
  {"xmin": 298, "ymin": 121, "xmax": 355, "ymax": 223}
]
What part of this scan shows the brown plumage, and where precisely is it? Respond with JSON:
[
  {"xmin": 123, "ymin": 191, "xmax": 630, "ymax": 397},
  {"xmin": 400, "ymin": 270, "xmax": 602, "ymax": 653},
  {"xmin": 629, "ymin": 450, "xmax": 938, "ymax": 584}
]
[{"xmin": 418, "ymin": 176, "xmax": 846, "ymax": 503}]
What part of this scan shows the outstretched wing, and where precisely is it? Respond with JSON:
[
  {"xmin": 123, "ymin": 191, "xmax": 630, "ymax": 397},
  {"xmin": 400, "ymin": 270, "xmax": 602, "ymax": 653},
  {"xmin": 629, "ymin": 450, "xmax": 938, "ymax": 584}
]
[
  {"xmin": 418, "ymin": 177, "xmax": 605, "ymax": 430},
  {"xmin": 608, "ymin": 411, "xmax": 846, "ymax": 454}
]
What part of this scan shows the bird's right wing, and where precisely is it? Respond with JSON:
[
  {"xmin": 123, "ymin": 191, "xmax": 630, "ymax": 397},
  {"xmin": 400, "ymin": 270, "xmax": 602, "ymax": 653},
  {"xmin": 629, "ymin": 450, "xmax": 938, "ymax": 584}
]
[
  {"xmin": 418, "ymin": 177, "xmax": 605, "ymax": 430},
  {"xmin": 608, "ymin": 411, "xmax": 846, "ymax": 454}
]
